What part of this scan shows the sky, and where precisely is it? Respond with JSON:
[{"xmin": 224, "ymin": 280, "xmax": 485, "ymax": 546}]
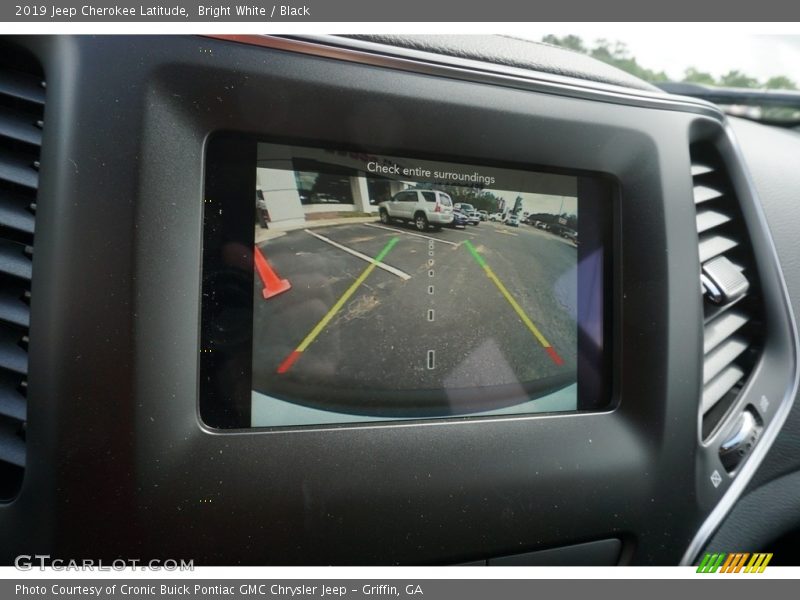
[{"xmin": 519, "ymin": 28, "xmax": 800, "ymax": 84}]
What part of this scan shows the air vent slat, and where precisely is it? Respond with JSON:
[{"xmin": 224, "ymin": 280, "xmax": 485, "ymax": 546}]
[
  {"xmin": 698, "ymin": 234, "xmax": 738, "ymax": 263},
  {"xmin": 0, "ymin": 68, "xmax": 45, "ymax": 106},
  {"xmin": 0, "ymin": 328, "xmax": 27, "ymax": 375},
  {"xmin": 0, "ymin": 373, "xmax": 25, "ymax": 421},
  {"xmin": 691, "ymin": 164, "xmax": 714, "ymax": 176},
  {"xmin": 703, "ymin": 311, "xmax": 749, "ymax": 353},
  {"xmin": 0, "ymin": 110, "xmax": 42, "ymax": 147},
  {"xmin": 696, "ymin": 208, "xmax": 732, "ymax": 234},
  {"xmin": 0, "ymin": 287, "xmax": 29, "ymax": 328},
  {"xmin": 694, "ymin": 185, "xmax": 724, "ymax": 205},
  {"xmin": 0, "ymin": 147, "xmax": 39, "ymax": 190},
  {"xmin": 0, "ymin": 418, "xmax": 25, "ymax": 468},
  {"xmin": 0, "ymin": 191, "xmax": 35, "ymax": 235},
  {"xmin": 703, "ymin": 336, "xmax": 749, "ymax": 384},
  {"xmin": 702, "ymin": 365, "xmax": 745, "ymax": 414},
  {"xmin": 704, "ymin": 295, "xmax": 749, "ymax": 325},
  {"xmin": 0, "ymin": 240, "xmax": 31, "ymax": 281}
]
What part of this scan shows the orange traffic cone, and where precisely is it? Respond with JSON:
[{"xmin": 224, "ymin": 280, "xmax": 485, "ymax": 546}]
[{"xmin": 253, "ymin": 245, "xmax": 291, "ymax": 299}]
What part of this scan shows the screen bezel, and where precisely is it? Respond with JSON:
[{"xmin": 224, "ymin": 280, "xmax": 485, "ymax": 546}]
[{"xmin": 200, "ymin": 134, "xmax": 616, "ymax": 430}]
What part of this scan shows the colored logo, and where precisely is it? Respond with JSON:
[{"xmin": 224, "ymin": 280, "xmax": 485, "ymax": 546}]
[{"xmin": 697, "ymin": 552, "xmax": 773, "ymax": 573}]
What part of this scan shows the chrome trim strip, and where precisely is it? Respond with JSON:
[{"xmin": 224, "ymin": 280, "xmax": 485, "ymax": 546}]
[
  {"xmin": 680, "ymin": 123, "xmax": 800, "ymax": 565},
  {"xmin": 209, "ymin": 34, "xmax": 725, "ymax": 120}
]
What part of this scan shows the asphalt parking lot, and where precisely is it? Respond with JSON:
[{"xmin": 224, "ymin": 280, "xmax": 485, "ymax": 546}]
[{"xmin": 252, "ymin": 218, "xmax": 578, "ymax": 414}]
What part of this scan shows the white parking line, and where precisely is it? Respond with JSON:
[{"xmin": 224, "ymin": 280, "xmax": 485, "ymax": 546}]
[
  {"xmin": 304, "ymin": 229, "xmax": 411, "ymax": 281},
  {"xmin": 364, "ymin": 223, "xmax": 460, "ymax": 246},
  {"xmin": 450, "ymin": 228, "xmax": 478, "ymax": 237}
]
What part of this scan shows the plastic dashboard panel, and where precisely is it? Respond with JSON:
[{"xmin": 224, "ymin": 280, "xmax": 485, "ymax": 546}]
[{"xmin": 0, "ymin": 35, "xmax": 795, "ymax": 565}]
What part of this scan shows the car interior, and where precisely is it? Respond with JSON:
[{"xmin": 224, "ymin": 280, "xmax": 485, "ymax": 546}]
[{"xmin": 1, "ymin": 33, "xmax": 800, "ymax": 566}]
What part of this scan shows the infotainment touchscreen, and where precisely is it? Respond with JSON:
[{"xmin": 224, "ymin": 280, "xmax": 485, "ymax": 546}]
[{"xmin": 201, "ymin": 139, "xmax": 613, "ymax": 429}]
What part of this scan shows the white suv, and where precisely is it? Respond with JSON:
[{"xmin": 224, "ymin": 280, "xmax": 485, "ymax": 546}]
[{"xmin": 378, "ymin": 189, "xmax": 454, "ymax": 231}]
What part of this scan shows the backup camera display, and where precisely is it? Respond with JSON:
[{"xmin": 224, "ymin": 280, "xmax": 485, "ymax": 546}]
[{"xmin": 242, "ymin": 143, "xmax": 606, "ymax": 427}]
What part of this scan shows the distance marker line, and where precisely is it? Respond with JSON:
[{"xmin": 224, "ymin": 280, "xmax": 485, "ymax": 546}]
[
  {"xmin": 463, "ymin": 240, "xmax": 564, "ymax": 366},
  {"xmin": 277, "ymin": 237, "xmax": 400, "ymax": 374}
]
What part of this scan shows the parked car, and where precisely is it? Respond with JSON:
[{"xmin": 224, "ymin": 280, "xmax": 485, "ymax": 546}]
[
  {"xmin": 449, "ymin": 210, "xmax": 469, "ymax": 229},
  {"xmin": 478, "ymin": 210, "xmax": 488, "ymax": 221},
  {"xmin": 489, "ymin": 212, "xmax": 504, "ymax": 222},
  {"xmin": 561, "ymin": 228, "xmax": 578, "ymax": 244},
  {"xmin": 379, "ymin": 189, "xmax": 454, "ymax": 231},
  {"xmin": 454, "ymin": 203, "xmax": 480, "ymax": 225},
  {"xmin": 550, "ymin": 223, "xmax": 576, "ymax": 238},
  {"xmin": 505, "ymin": 213, "xmax": 519, "ymax": 227},
  {"xmin": 464, "ymin": 211, "xmax": 480, "ymax": 226},
  {"xmin": 552, "ymin": 225, "xmax": 577, "ymax": 242}
]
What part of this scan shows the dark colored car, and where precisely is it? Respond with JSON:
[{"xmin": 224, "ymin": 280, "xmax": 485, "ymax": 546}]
[
  {"xmin": 561, "ymin": 228, "xmax": 578, "ymax": 244},
  {"xmin": 450, "ymin": 210, "xmax": 469, "ymax": 228}
]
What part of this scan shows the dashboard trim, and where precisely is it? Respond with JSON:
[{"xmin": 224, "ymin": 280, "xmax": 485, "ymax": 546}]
[{"xmin": 208, "ymin": 34, "xmax": 726, "ymax": 121}]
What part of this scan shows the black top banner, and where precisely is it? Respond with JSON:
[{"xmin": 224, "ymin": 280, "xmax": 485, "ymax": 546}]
[{"xmin": 1, "ymin": 0, "xmax": 798, "ymax": 22}]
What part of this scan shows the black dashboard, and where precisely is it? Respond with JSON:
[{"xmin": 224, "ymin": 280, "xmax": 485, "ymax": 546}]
[{"xmin": 1, "ymin": 34, "xmax": 800, "ymax": 566}]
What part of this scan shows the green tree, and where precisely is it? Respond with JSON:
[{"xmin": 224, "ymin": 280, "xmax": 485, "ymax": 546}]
[
  {"xmin": 589, "ymin": 39, "xmax": 623, "ymax": 62},
  {"xmin": 683, "ymin": 67, "xmax": 716, "ymax": 85},
  {"xmin": 765, "ymin": 75, "xmax": 797, "ymax": 90},
  {"xmin": 589, "ymin": 39, "xmax": 669, "ymax": 82},
  {"xmin": 539, "ymin": 33, "xmax": 799, "ymax": 118},
  {"xmin": 719, "ymin": 70, "xmax": 759, "ymax": 89},
  {"xmin": 541, "ymin": 34, "xmax": 586, "ymax": 53},
  {"xmin": 761, "ymin": 77, "xmax": 800, "ymax": 121}
]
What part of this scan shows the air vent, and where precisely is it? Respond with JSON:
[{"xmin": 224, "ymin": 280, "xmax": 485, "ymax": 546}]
[
  {"xmin": 0, "ymin": 43, "xmax": 43, "ymax": 500},
  {"xmin": 692, "ymin": 144, "xmax": 763, "ymax": 440}
]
